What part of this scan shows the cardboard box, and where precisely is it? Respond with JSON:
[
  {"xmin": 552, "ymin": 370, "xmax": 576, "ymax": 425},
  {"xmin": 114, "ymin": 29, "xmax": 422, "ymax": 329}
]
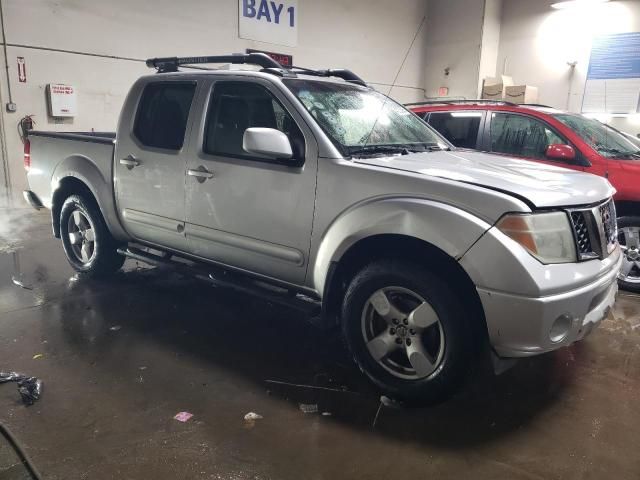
[
  {"xmin": 505, "ymin": 85, "xmax": 539, "ymax": 104},
  {"xmin": 481, "ymin": 75, "xmax": 513, "ymax": 100}
]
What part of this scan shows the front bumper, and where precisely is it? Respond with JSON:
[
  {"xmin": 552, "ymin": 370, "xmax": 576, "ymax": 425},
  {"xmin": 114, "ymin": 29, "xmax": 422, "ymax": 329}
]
[
  {"xmin": 477, "ymin": 255, "xmax": 619, "ymax": 357},
  {"xmin": 460, "ymin": 226, "xmax": 622, "ymax": 358}
]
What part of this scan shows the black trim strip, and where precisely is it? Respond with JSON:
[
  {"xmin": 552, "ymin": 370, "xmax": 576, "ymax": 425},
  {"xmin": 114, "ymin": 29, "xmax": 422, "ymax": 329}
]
[{"xmin": 28, "ymin": 131, "xmax": 115, "ymax": 145}]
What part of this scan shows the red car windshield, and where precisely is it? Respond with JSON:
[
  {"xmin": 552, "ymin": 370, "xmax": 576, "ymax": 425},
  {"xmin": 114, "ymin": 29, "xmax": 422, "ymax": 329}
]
[{"xmin": 554, "ymin": 113, "xmax": 640, "ymax": 159}]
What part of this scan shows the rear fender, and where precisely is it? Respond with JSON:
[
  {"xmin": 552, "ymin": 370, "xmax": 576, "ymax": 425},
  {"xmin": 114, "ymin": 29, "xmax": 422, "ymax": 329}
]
[{"xmin": 51, "ymin": 155, "xmax": 128, "ymax": 241}]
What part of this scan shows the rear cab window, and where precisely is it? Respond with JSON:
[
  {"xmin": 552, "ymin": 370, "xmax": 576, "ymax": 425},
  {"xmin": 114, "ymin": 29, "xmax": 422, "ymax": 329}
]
[
  {"xmin": 427, "ymin": 111, "xmax": 483, "ymax": 149},
  {"xmin": 134, "ymin": 82, "xmax": 196, "ymax": 150}
]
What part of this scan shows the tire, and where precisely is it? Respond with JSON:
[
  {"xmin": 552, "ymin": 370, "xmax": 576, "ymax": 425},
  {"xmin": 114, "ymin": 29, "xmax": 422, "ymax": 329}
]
[
  {"xmin": 341, "ymin": 259, "xmax": 474, "ymax": 406},
  {"xmin": 617, "ymin": 216, "xmax": 640, "ymax": 293},
  {"xmin": 60, "ymin": 194, "xmax": 125, "ymax": 277}
]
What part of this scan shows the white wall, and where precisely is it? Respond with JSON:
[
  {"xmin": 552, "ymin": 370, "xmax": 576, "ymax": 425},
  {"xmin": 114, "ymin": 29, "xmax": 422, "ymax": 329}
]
[
  {"xmin": 0, "ymin": 0, "xmax": 429, "ymax": 202},
  {"xmin": 477, "ymin": 0, "xmax": 502, "ymax": 95},
  {"xmin": 497, "ymin": 0, "xmax": 640, "ymax": 134},
  {"xmin": 422, "ymin": 0, "xmax": 485, "ymax": 99}
]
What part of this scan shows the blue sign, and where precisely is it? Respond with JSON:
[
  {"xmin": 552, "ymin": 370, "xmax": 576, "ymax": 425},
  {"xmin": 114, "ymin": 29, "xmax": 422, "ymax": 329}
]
[{"xmin": 587, "ymin": 32, "xmax": 640, "ymax": 80}]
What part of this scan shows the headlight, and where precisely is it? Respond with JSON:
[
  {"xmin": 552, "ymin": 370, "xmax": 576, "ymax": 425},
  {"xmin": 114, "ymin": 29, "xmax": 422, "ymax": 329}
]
[{"xmin": 496, "ymin": 212, "xmax": 577, "ymax": 264}]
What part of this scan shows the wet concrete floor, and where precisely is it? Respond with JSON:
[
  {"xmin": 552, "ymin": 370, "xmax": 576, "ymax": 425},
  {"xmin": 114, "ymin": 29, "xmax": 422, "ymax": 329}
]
[{"xmin": 1, "ymin": 208, "xmax": 639, "ymax": 479}]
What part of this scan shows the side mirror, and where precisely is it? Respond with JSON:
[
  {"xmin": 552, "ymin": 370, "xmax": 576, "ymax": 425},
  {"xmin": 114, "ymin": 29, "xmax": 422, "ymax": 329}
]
[
  {"xmin": 243, "ymin": 128, "xmax": 293, "ymax": 160},
  {"xmin": 546, "ymin": 144, "xmax": 576, "ymax": 162}
]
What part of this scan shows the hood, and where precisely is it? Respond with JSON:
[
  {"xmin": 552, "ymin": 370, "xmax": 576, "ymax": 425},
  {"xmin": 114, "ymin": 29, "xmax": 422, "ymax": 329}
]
[{"xmin": 354, "ymin": 149, "xmax": 614, "ymax": 208}]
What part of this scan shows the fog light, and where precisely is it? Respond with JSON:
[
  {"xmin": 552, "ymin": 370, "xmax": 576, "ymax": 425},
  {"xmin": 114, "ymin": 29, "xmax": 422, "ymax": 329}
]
[{"xmin": 550, "ymin": 314, "xmax": 573, "ymax": 343}]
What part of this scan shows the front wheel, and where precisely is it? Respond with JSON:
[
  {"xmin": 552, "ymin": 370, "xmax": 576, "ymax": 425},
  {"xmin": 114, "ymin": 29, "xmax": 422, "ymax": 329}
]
[
  {"xmin": 618, "ymin": 216, "xmax": 640, "ymax": 293},
  {"xmin": 60, "ymin": 194, "xmax": 125, "ymax": 277},
  {"xmin": 341, "ymin": 259, "xmax": 474, "ymax": 405}
]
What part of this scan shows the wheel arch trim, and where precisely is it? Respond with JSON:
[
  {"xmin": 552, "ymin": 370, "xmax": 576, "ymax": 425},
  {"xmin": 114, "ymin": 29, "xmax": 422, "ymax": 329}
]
[
  {"xmin": 312, "ymin": 197, "xmax": 492, "ymax": 297},
  {"xmin": 51, "ymin": 155, "xmax": 128, "ymax": 241}
]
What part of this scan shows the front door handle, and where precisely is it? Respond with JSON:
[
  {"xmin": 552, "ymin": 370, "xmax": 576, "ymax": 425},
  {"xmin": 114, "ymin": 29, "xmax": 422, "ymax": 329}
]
[
  {"xmin": 119, "ymin": 155, "xmax": 140, "ymax": 169},
  {"xmin": 187, "ymin": 166, "xmax": 214, "ymax": 183}
]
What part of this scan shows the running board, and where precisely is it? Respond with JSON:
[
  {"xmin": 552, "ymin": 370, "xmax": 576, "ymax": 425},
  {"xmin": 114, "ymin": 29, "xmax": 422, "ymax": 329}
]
[{"xmin": 117, "ymin": 246, "xmax": 322, "ymax": 319}]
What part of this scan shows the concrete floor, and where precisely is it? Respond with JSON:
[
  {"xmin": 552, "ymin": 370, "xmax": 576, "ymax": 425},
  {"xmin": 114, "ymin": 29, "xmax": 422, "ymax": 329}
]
[{"xmin": 1, "ymin": 208, "xmax": 639, "ymax": 480}]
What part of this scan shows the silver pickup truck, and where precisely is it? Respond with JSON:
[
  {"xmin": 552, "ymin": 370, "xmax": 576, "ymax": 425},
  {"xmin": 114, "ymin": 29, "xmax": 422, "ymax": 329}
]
[{"xmin": 23, "ymin": 53, "xmax": 621, "ymax": 404}]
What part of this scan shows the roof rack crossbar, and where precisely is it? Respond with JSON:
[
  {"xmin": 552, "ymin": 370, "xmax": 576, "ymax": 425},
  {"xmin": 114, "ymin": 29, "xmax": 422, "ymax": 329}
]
[
  {"xmin": 290, "ymin": 66, "xmax": 367, "ymax": 86},
  {"xmin": 146, "ymin": 53, "xmax": 283, "ymax": 73},
  {"xmin": 405, "ymin": 99, "xmax": 517, "ymax": 107}
]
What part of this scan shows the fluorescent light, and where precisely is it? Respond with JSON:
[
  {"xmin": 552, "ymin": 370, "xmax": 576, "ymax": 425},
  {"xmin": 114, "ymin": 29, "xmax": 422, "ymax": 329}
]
[
  {"xmin": 551, "ymin": 0, "xmax": 609, "ymax": 9},
  {"xmin": 450, "ymin": 112, "xmax": 483, "ymax": 117}
]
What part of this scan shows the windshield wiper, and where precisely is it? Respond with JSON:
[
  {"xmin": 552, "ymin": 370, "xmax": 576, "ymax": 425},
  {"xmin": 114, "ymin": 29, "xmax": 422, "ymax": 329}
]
[
  {"xmin": 413, "ymin": 143, "xmax": 450, "ymax": 152},
  {"xmin": 348, "ymin": 145, "xmax": 412, "ymax": 157},
  {"xmin": 349, "ymin": 143, "xmax": 449, "ymax": 157}
]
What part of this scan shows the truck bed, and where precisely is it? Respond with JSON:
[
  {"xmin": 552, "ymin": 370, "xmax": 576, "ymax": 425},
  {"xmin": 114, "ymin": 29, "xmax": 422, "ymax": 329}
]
[{"xmin": 26, "ymin": 130, "xmax": 117, "ymax": 224}]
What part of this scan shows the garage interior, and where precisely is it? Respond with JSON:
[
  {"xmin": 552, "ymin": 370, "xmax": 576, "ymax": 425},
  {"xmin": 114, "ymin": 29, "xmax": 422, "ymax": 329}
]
[{"xmin": 1, "ymin": 0, "xmax": 640, "ymax": 479}]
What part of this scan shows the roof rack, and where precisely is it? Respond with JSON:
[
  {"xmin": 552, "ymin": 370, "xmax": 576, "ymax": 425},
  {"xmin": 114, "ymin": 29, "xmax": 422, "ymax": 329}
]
[
  {"xmin": 145, "ymin": 52, "xmax": 289, "ymax": 73},
  {"xmin": 290, "ymin": 66, "xmax": 367, "ymax": 86},
  {"xmin": 405, "ymin": 99, "xmax": 517, "ymax": 107},
  {"xmin": 145, "ymin": 53, "xmax": 369, "ymax": 86}
]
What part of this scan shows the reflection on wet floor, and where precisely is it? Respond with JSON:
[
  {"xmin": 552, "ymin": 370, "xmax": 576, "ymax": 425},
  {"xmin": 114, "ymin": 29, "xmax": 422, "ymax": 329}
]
[{"xmin": 1, "ymin": 209, "xmax": 640, "ymax": 479}]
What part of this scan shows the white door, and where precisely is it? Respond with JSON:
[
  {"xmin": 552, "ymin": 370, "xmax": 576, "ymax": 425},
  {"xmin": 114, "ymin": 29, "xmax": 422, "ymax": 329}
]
[
  {"xmin": 184, "ymin": 78, "xmax": 317, "ymax": 285},
  {"xmin": 115, "ymin": 80, "xmax": 197, "ymax": 251}
]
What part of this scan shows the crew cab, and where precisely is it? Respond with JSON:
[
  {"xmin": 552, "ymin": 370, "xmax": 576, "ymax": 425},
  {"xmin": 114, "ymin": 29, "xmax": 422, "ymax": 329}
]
[
  {"xmin": 22, "ymin": 53, "xmax": 621, "ymax": 404},
  {"xmin": 409, "ymin": 100, "xmax": 640, "ymax": 292}
]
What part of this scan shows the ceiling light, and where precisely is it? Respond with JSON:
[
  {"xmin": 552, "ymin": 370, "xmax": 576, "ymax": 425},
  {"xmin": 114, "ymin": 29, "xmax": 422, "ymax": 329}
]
[{"xmin": 551, "ymin": 0, "xmax": 610, "ymax": 9}]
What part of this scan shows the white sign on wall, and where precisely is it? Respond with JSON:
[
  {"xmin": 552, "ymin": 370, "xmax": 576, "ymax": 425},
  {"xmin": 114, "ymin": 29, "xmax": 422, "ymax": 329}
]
[
  {"xmin": 238, "ymin": 0, "xmax": 298, "ymax": 47},
  {"xmin": 48, "ymin": 84, "xmax": 78, "ymax": 117}
]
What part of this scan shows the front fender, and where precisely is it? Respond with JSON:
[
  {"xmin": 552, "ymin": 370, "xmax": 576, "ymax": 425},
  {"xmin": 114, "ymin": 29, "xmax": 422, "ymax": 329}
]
[
  {"xmin": 52, "ymin": 155, "xmax": 128, "ymax": 241},
  {"xmin": 312, "ymin": 197, "xmax": 492, "ymax": 295}
]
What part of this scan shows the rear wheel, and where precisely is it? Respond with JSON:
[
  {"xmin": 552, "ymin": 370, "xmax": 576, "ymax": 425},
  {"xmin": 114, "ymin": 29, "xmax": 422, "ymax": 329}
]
[
  {"xmin": 618, "ymin": 216, "xmax": 640, "ymax": 293},
  {"xmin": 341, "ymin": 259, "xmax": 474, "ymax": 405},
  {"xmin": 60, "ymin": 194, "xmax": 125, "ymax": 277}
]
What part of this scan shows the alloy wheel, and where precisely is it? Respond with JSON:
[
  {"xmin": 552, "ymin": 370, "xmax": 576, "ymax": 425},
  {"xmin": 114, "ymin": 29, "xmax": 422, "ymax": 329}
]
[
  {"xmin": 619, "ymin": 226, "xmax": 640, "ymax": 285},
  {"xmin": 67, "ymin": 209, "xmax": 96, "ymax": 264},
  {"xmin": 361, "ymin": 286, "xmax": 445, "ymax": 380}
]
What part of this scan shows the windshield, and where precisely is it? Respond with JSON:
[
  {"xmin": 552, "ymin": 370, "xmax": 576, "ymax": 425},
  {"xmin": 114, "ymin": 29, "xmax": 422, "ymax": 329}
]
[
  {"xmin": 554, "ymin": 113, "xmax": 640, "ymax": 159},
  {"xmin": 283, "ymin": 79, "xmax": 450, "ymax": 156}
]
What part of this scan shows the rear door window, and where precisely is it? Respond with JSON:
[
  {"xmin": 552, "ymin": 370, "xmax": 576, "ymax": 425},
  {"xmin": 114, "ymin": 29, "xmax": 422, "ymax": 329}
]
[
  {"xmin": 134, "ymin": 82, "xmax": 196, "ymax": 150},
  {"xmin": 489, "ymin": 112, "xmax": 564, "ymax": 160},
  {"xmin": 427, "ymin": 111, "xmax": 482, "ymax": 149}
]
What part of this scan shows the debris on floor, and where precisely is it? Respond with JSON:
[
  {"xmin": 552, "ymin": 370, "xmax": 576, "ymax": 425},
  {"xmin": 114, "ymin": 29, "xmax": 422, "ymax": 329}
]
[
  {"xmin": 173, "ymin": 411, "xmax": 193, "ymax": 423},
  {"xmin": 32, "ymin": 354, "xmax": 44, "ymax": 360},
  {"xmin": 299, "ymin": 403, "xmax": 319, "ymax": 414},
  {"xmin": 380, "ymin": 395, "xmax": 403, "ymax": 409},
  {"xmin": 0, "ymin": 371, "xmax": 43, "ymax": 405},
  {"xmin": 109, "ymin": 325, "xmax": 122, "ymax": 331},
  {"xmin": 11, "ymin": 275, "xmax": 33, "ymax": 290},
  {"xmin": 264, "ymin": 378, "xmax": 355, "ymax": 394},
  {"xmin": 243, "ymin": 412, "xmax": 263, "ymax": 429}
]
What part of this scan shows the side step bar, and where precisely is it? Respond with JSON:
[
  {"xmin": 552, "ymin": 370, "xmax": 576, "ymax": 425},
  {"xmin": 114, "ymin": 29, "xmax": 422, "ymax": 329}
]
[{"xmin": 117, "ymin": 246, "xmax": 321, "ymax": 319}]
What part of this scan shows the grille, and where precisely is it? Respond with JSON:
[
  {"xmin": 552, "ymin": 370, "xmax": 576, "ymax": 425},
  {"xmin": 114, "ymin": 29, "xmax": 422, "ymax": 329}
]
[
  {"xmin": 568, "ymin": 199, "xmax": 617, "ymax": 260},
  {"xmin": 599, "ymin": 200, "xmax": 617, "ymax": 251},
  {"xmin": 570, "ymin": 211, "xmax": 592, "ymax": 255}
]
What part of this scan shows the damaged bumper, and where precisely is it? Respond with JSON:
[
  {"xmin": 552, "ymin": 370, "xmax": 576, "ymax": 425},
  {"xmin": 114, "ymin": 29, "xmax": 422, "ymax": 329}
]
[{"xmin": 460, "ymin": 226, "xmax": 622, "ymax": 358}]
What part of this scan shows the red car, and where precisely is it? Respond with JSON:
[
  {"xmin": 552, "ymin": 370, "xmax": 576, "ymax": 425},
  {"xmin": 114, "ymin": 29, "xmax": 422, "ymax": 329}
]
[{"xmin": 409, "ymin": 100, "xmax": 640, "ymax": 292}]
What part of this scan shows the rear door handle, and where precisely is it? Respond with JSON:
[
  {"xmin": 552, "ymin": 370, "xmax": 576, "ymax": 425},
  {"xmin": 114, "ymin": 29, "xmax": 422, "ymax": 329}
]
[
  {"xmin": 119, "ymin": 155, "xmax": 140, "ymax": 169},
  {"xmin": 187, "ymin": 166, "xmax": 214, "ymax": 182}
]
